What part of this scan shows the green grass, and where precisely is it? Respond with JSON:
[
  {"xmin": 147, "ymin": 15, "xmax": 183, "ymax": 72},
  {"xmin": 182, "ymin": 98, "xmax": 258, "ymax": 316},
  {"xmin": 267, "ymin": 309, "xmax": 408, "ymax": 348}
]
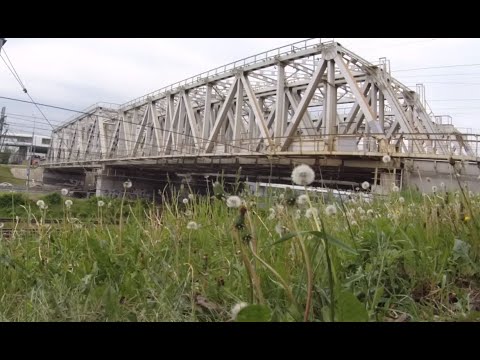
[
  {"xmin": 0, "ymin": 186, "xmax": 479, "ymax": 322},
  {"xmin": 0, "ymin": 165, "xmax": 25, "ymax": 186}
]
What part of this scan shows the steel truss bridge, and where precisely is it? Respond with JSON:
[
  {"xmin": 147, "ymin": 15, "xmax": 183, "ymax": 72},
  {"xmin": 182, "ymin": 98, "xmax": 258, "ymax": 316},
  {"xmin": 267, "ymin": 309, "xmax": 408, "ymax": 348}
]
[{"xmin": 43, "ymin": 39, "xmax": 480, "ymax": 194}]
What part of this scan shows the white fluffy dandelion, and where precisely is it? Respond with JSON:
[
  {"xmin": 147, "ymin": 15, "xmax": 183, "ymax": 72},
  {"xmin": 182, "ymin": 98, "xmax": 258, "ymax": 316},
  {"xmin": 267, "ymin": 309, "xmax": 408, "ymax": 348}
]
[
  {"xmin": 432, "ymin": 185, "xmax": 438, "ymax": 193},
  {"xmin": 65, "ymin": 199, "xmax": 73, "ymax": 208},
  {"xmin": 325, "ymin": 204, "xmax": 337, "ymax": 216},
  {"xmin": 123, "ymin": 180, "xmax": 132, "ymax": 189},
  {"xmin": 357, "ymin": 207, "xmax": 366, "ymax": 215},
  {"xmin": 226, "ymin": 196, "xmax": 242, "ymax": 208},
  {"xmin": 305, "ymin": 207, "xmax": 318, "ymax": 219},
  {"xmin": 291, "ymin": 164, "xmax": 315, "ymax": 186},
  {"xmin": 382, "ymin": 155, "xmax": 391, "ymax": 164},
  {"xmin": 36, "ymin": 200, "xmax": 45, "ymax": 209},
  {"xmin": 184, "ymin": 209, "xmax": 193, "ymax": 217},
  {"xmin": 351, "ymin": 220, "xmax": 358, "ymax": 226},
  {"xmin": 97, "ymin": 200, "xmax": 105, "ymax": 207},
  {"xmin": 275, "ymin": 223, "xmax": 288, "ymax": 236},
  {"xmin": 268, "ymin": 207, "xmax": 276, "ymax": 220},
  {"xmin": 231, "ymin": 302, "xmax": 248, "ymax": 320},
  {"xmin": 440, "ymin": 182, "xmax": 446, "ymax": 189},
  {"xmin": 187, "ymin": 221, "xmax": 200, "ymax": 230},
  {"xmin": 276, "ymin": 204, "xmax": 285, "ymax": 212},
  {"xmin": 297, "ymin": 194, "xmax": 309, "ymax": 206},
  {"xmin": 61, "ymin": 188, "xmax": 69, "ymax": 196},
  {"xmin": 399, "ymin": 197, "xmax": 405, "ymax": 203},
  {"xmin": 182, "ymin": 198, "xmax": 189, "ymax": 204},
  {"xmin": 294, "ymin": 209, "xmax": 301, "ymax": 220},
  {"xmin": 279, "ymin": 194, "xmax": 285, "ymax": 200},
  {"xmin": 392, "ymin": 185, "xmax": 400, "ymax": 192},
  {"xmin": 188, "ymin": 194, "xmax": 195, "ymax": 200},
  {"xmin": 0, "ymin": 223, "xmax": 4, "ymax": 229},
  {"xmin": 361, "ymin": 181, "xmax": 370, "ymax": 190}
]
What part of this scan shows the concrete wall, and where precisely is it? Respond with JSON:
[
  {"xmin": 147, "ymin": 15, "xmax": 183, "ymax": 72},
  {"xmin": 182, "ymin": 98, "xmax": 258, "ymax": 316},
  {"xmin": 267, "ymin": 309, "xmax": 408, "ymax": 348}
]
[
  {"xmin": 403, "ymin": 159, "xmax": 480, "ymax": 193},
  {"xmin": 9, "ymin": 166, "xmax": 44, "ymax": 182}
]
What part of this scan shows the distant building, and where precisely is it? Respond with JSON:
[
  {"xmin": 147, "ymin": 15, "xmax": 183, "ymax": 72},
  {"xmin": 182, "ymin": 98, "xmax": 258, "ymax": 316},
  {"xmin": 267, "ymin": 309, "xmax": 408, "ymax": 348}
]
[{"xmin": 0, "ymin": 132, "xmax": 51, "ymax": 164}]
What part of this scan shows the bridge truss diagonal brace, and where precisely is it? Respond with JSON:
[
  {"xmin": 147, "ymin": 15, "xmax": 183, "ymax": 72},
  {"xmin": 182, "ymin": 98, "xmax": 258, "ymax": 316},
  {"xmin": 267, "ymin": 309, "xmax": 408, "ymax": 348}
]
[
  {"xmin": 182, "ymin": 92, "xmax": 200, "ymax": 150},
  {"xmin": 281, "ymin": 58, "xmax": 327, "ymax": 151},
  {"xmin": 204, "ymin": 78, "xmax": 238, "ymax": 153},
  {"xmin": 240, "ymin": 74, "xmax": 274, "ymax": 150}
]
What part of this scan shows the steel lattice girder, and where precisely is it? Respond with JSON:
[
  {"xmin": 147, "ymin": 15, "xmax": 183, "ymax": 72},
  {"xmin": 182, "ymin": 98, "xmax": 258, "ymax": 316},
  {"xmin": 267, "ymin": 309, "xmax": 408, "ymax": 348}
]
[{"xmin": 47, "ymin": 40, "xmax": 473, "ymax": 165}]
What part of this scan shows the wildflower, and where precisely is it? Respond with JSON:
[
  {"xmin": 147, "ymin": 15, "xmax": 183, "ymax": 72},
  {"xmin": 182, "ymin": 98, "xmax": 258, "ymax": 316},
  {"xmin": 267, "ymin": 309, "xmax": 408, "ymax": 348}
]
[
  {"xmin": 279, "ymin": 194, "xmax": 285, "ymax": 200},
  {"xmin": 426, "ymin": 177, "xmax": 431, "ymax": 182},
  {"xmin": 15, "ymin": 216, "xmax": 19, "ymax": 222},
  {"xmin": 184, "ymin": 209, "xmax": 193, "ymax": 217},
  {"xmin": 361, "ymin": 181, "xmax": 370, "ymax": 190},
  {"xmin": 268, "ymin": 207, "xmax": 276, "ymax": 220},
  {"xmin": 123, "ymin": 180, "xmax": 132, "ymax": 189},
  {"xmin": 291, "ymin": 164, "xmax": 315, "ymax": 186},
  {"xmin": 325, "ymin": 204, "xmax": 337, "ymax": 216},
  {"xmin": 97, "ymin": 200, "xmax": 105, "ymax": 207},
  {"xmin": 226, "ymin": 196, "xmax": 242, "ymax": 208},
  {"xmin": 188, "ymin": 194, "xmax": 194, "ymax": 200},
  {"xmin": 367, "ymin": 209, "xmax": 374, "ymax": 217},
  {"xmin": 432, "ymin": 186, "xmax": 438, "ymax": 193},
  {"xmin": 187, "ymin": 221, "xmax": 201, "ymax": 230},
  {"xmin": 294, "ymin": 209, "xmax": 301, "ymax": 220},
  {"xmin": 392, "ymin": 185, "xmax": 400, "ymax": 192},
  {"xmin": 350, "ymin": 220, "xmax": 358, "ymax": 226},
  {"xmin": 355, "ymin": 187, "xmax": 360, "ymax": 191},
  {"xmin": 182, "ymin": 198, "xmax": 189, "ymax": 205},
  {"xmin": 382, "ymin": 155, "xmax": 391, "ymax": 163},
  {"xmin": 305, "ymin": 207, "xmax": 318, "ymax": 219},
  {"xmin": 399, "ymin": 197, "xmax": 405, "ymax": 203},
  {"xmin": 231, "ymin": 302, "xmax": 248, "ymax": 320},
  {"xmin": 276, "ymin": 204, "xmax": 285, "ymax": 212},
  {"xmin": 65, "ymin": 199, "xmax": 73, "ymax": 208},
  {"xmin": 357, "ymin": 207, "xmax": 366, "ymax": 215},
  {"xmin": 61, "ymin": 188, "xmax": 69, "ymax": 196},
  {"xmin": 36, "ymin": 200, "xmax": 46, "ymax": 209},
  {"xmin": 107, "ymin": 202, "xmax": 112, "ymax": 208},
  {"xmin": 469, "ymin": 191, "xmax": 474, "ymax": 198},
  {"xmin": 297, "ymin": 194, "xmax": 309, "ymax": 206},
  {"xmin": 275, "ymin": 223, "xmax": 289, "ymax": 237},
  {"xmin": 440, "ymin": 182, "xmax": 446, "ymax": 189},
  {"xmin": 464, "ymin": 216, "xmax": 471, "ymax": 223}
]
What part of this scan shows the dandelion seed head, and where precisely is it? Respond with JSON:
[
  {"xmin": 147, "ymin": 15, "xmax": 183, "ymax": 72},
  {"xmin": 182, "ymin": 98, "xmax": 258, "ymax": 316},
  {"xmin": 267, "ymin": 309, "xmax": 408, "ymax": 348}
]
[
  {"xmin": 297, "ymin": 194, "xmax": 309, "ymax": 206},
  {"xmin": 325, "ymin": 204, "xmax": 337, "ymax": 216},
  {"xmin": 65, "ymin": 199, "xmax": 73, "ymax": 208},
  {"xmin": 231, "ymin": 302, "xmax": 248, "ymax": 320},
  {"xmin": 440, "ymin": 182, "xmax": 446, "ymax": 189},
  {"xmin": 399, "ymin": 197, "xmax": 405, "ymax": 203},
  {"xmin": 355, "ymin": 187, "xmax": 360, "ymax": 191},
  {"xmin": 275, "ymin": 223, "xmax": 288, "ymax": 236},
  {"xmin": 305, "ymin": 207, "xmax": 318, "ymax": 219},
  {"xmin": 279, "ymin": 194, "xmax": 285, "ymax": 200},
  {"xmin": 294, "ymin": 209, "xmax": 301, "ymax": 220},
  {"xmin": 361, "ymin": 181, "xmax": 370, "ymax": 190},
  {"xmin": 61, "ymin": 188, "xmax": 69, "ymax": 196},
  {"xmin": 188, "ymin": 194, "xmax": 194, "ymax": 200},
  {"xmin": 226, "ymin": 196, "xmax": 242, "ymax": 208},
  {"xmin": 382, "ymin": 155, "xmax": 391, "ymax": 164},
  {"xmin": 351, "ymin": 221, "xmax": 358, "ymax": 226},
  {"xmin": 187, "ymin": 221, "xmax": 200, "ymax": 230},
  {"xmin": 392, "ymin": 185, "xmax": 400, "ymax": 192},
  {"xmin": 123, "ymin": 180, "xmax": 132, "ymax": 189},
  {"xmin": 0, "ymin": 223, "xmax": 4, "ymax": 229},
  {"xmin": 36, "ymin": 200, "xmax": 45, "ymax": 209},
  {"xmin": 182, "ymin": 198, "xmax": 189, "ymax": 204},
  {"xmin": 97, "ymin": 200, "xmax": 105, "ymax": 207},
  {"xmin": 367, "ymin": 209, "xmax": 374, "ymax": 217},
  {"xmin": 291, "ymin": 164, "xmax": 315, "ymax": 186},
  {"xmin": 432, "ymin": 185, "xmax": 438, "ymax": 193},
  {"xmin": 184, "ymin": 209, "xmax": 193, "ymax": 217}
]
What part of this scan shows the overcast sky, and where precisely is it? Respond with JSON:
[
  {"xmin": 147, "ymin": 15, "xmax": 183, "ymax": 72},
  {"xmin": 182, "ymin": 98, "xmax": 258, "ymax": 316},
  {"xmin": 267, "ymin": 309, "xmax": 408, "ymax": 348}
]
[{"xmin": 1, "ymin": 38, "xmax": 480, "ymax": 136}]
